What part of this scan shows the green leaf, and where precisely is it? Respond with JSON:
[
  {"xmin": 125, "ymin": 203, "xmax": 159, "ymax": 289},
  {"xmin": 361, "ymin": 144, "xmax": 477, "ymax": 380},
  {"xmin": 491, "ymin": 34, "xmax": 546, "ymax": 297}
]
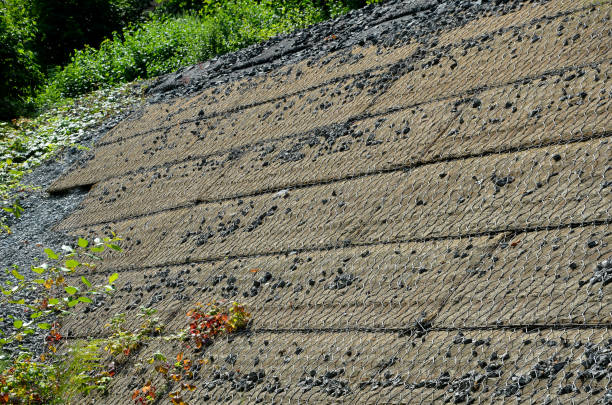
[
  {"xmin": 37, "ymin": 323, "xmax": 51, "ymax": 330},
  {"xmin": 48, "ymin": 298, "xmax": 59, "ymax": 305},
  {"xmin": 78, "ymin": 238, "xmax": 89, "ymax": 248},
  {"xmin": 31, "ymin": 267, "xmax": 46, "ymax": 274},
  {"xmin": 23, "ymin": 328, "xmax": 34, "ymax": 335},
  {"xmin": 9, "ymin": 299, "xmax": 25, "ymax": 305},
  {"xmin": 82, "ymin": 252, "xmax": 101, "ymax": 260},
  {"xmin": 30, "ymin": 312, "xmax": 43, "ymax": 319},
  {"xmin": 64, "ymin": 286, "xmax": 78, "ymax": 295},
  {"xmin": 78, "ymin": 296, "xmax": 92, "ymax": 303},
  {"xmin": 33, "ymin": 279, "xmax": 46, "ymax": 284},
  {"xmin": 67, "ymin": 299, "xmax": 78, "ymax": 307},
  {"xmin": 44, "ymin": 248, "xmax": 59, "ymax": 260},
  {"xmin": 107, "ymin": 244, "xmax": 122, "ymax": 252},
  {"xmin": 108, "ymin": 273, "xmax": 118, "ymax": 284},
  {"xmin": 81, "ymin": 276, "xmax": 92, "ymax": 288},
  {"xmin": 13, "ymin": 319, "xmax": 23, "ymax": 329},
  {"xmin": 64, "ymin": 259, "xmax": 80, "ymax": 269},
  {"xmin": 11, "ymin": 269, "xmax": 24, "ymax": 280},
  {"xmin": 90, "ymin": 246, "xmax": 104, "ymax": 253}
]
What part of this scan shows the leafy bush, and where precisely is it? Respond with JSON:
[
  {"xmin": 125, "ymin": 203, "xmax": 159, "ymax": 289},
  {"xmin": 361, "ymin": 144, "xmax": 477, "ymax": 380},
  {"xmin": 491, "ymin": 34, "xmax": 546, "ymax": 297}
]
[
  {"xmin": 109, "ymin": 0, "xmax": 152, "ymax": 26},
  {"xmin": 0, "ymin": 353, "xmax": 58, "ymax": 404},
  {"xmin": 104, "ymin": 307, "xmax": 163, "ymax": 358},
  {"xmin": 0, "ymin": 83, "xmax": 143, "ymax": 234},
  {"xmin": 187, "ymin": 301, "xmax": 251, "ymax": 349},
  {"xmin": 156, "ymin": 0, "xmax": 380, "ymax": 18},
  {"xmin": 138, "ymin": 351, "xmax": 197, "ymax": 405},
  {"xmin": 0, "ymin": 0, "xmax": 149, "ymax": 120},
  {"xmin": 153, "ymin": 0, "xmax": 206, "ymax": 15},
  {"xmin": 2, "ymin": 0, "xmax": 384, "ymax": 119},
  {"xmin": 0, "ymin": 235, "xmax": 122, "ymax": 404},
  {"xmin": 0, "ymin": 234, "xmax": 251, "ymax": 404},
  {"xmin": 0, "ymin": 235, "xmax": 122, "ymax": 348},
  {"xmin": 55, "ymin": 339, "xmax": 112, "ymax": 400},
  {"xmin": 130, "ymin": 301, "xmax": 249, "ymax": 405},
  {"xmin": 41, "ymin": 0, "xmax": 339, "ymax": 99},
  {"xmin": 0, "ymin": 337, "xmax": 113, "ymax": 404}
]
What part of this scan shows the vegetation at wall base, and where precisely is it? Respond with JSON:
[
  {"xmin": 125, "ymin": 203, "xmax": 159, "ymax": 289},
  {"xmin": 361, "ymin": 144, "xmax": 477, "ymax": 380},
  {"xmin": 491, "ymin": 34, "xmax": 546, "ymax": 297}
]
[{"xmin": 0, "ymin": 232, "xmax": 251, "ymax": 404}]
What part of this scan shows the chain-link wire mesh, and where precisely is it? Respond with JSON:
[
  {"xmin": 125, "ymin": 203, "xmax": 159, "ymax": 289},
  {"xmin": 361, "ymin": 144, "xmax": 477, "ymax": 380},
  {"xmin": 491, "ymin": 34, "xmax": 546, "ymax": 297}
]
[{"xmin": 51, "ymin": 0, "xmax": 610, "ymax": 403}]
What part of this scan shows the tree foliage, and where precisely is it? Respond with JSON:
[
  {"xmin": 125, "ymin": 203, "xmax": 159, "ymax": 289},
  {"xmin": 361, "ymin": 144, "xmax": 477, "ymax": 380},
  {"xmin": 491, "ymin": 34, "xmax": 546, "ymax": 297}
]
[
  {"xmin": 1, "ymin": 0, "xmax": 381, "ymax": 119},
  {"xmin": 0, "ymin": 0, "xmax": 42, "ymax": 120},
  {"xmin": 31, "ymin": 0, "xmax": 150, "ymax": 67},
  {"xmin": 0, "ymin": 0, "xmax": 149, "ymax": 119}
]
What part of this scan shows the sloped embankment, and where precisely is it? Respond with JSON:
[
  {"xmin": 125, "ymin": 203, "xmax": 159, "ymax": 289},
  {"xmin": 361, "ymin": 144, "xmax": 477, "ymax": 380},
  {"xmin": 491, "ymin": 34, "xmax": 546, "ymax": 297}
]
[{"xmin": 49, "ymin": 0, "xmax": 611, "ymax": 403}]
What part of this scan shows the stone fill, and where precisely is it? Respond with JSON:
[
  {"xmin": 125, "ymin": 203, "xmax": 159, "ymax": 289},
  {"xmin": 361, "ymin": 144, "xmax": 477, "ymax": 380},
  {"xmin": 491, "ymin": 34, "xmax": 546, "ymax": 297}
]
[{"xmin": 49, "ymin": 0, "xmax": 610, "ymax": 403}]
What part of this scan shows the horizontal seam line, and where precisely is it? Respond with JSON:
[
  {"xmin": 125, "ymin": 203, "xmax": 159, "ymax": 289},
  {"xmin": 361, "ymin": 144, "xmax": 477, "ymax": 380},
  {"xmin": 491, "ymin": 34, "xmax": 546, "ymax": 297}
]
[
  {"xmin": 153, "ymin": 0, "xmax": 440, "ymax": 113},
  {"xmin": 62, "ymin": 323, "xmax": 612, "ymax": 339},
  {"xmin": 58, "ymin": 129, "xmax": 611, "ymax": 230},
  {"xmin": 67, "ymin": 218, "xmax": 612, "ymax": 276},
  {"xmin": 149, "ymin": 1, "xmax": 441, "ymax": 111}
]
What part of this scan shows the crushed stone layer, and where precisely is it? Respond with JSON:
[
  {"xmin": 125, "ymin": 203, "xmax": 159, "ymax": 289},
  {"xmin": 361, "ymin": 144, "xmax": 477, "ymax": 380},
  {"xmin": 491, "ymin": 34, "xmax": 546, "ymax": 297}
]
[
  {"xmin": 74, "ymin": 328, "xmax": 612, "ymax": 404},
  {"xmin": 48, "ymin": 0, "xmax": 611, "ymax": 403}
]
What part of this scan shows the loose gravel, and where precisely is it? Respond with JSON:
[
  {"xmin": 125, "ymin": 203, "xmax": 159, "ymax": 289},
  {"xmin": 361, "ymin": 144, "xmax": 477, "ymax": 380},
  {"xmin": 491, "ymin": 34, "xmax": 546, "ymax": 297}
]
[{"xmin": 0, "ymin": 86, "xmax": 145, "ymax": 356}]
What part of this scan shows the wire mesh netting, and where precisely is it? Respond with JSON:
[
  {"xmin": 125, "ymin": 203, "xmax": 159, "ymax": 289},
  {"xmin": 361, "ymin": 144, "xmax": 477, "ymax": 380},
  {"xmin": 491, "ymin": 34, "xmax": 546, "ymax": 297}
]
[{"xmin": 50, "ymin": 0, "xmax": 610, "ymax": 403}]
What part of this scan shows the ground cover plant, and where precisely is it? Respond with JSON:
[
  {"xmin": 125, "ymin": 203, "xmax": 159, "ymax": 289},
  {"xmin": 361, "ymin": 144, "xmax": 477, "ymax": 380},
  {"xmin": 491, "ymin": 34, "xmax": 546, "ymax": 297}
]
[
  {"xmin": 132, "ymin": 302, "xmax": 251, "ymax": 405},
  {"xmin": 0, "ymin": 0, "xmax": 149, "ymax": 120},
  {"xmin": 0, "ymin": 83, "xmax": 144, "ymax": 234},
  {"xmin": 104, "ymin": 307, "xmax": 164, "ymax": 359},
  {"xmin": 0, "ymin": 234, "xmax": 122, "ymax": 403},
  {"xmin": 0, "ymin": 0, "xmax": 43, "ymax": 120},
  {"xmin": 0, "ymin": 0, "xmax": 376, "ymax": 402},
  {"xmin": 0, "ymin": 231, "xmax": 251, "ymax": 404},
  {"xmin": 0, "ymin": 234, "xmax": 122, "ymax": 349}
]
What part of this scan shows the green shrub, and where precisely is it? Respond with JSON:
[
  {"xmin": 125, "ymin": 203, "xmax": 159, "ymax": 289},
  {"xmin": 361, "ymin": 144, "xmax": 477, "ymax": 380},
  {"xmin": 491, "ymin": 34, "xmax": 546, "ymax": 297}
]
[
  {"xmin": 109, "ymin": 0, "xmax": 151, "ymax": 25},
  {"xmin": 155, "ymin": 0, "xmax": 380, "ymax": 19},
  {"xmin": 5, "ymin": 0, "xmax": 385, "ymax": 118},
  {"xmin": 0, "ymin": 235, "xmax": 122, "ymax": 404},
  {"xmin": 153, "ymin": 0, "xmax": 206, "ymax": 15},
  {"xmin": 42, "ymin": 0, "xmax": 327, "ymax": 99}
]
